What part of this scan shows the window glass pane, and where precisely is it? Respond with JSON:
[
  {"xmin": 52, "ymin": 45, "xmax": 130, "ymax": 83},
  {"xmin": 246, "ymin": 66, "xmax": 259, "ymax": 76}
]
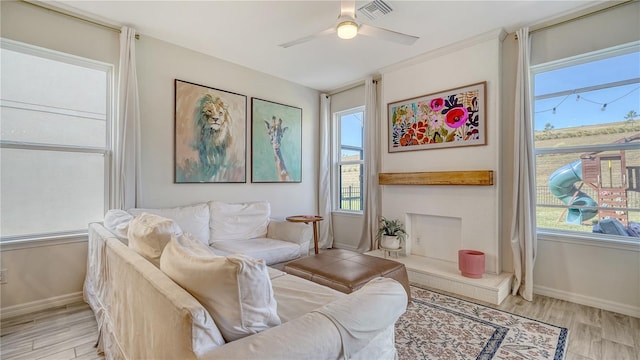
[
  {"xmin": 339, "ymin": 164, "xmax": 362, "ymax": 211},
  {"xmin": 340, "ymin": 112, "xmax": 363, "ymax": 148},
  {"xmin": 341, "ymin": 148, "xmax": 362, "ymax": 161},
  {"xmin": 0, "ymin": 149, "xmax": 105, "ymax": 238},
  {"xmin": 1, "ymin": 48, "xmax": 107, "ymax": 115},
  {"xmin": 533, "ymin": 46, "xmax": 640, "ymax": 239},
  {"xmin": 533, "ymin": 52, "xmax": 640, "ymax": 143},
  {"xmin": 1, "ymin": 107, "xmax": 105, "ymax": 147},
  {"xmin": 0, "ymin": 47, "xmax": 107, "ymax": 148}
]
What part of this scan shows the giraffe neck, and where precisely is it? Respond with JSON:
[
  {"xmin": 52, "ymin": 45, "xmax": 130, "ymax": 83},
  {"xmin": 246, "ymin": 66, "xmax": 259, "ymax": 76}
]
[{"xmin": 273, "ymin": 148, "xmax": 291, "ymax": 181}]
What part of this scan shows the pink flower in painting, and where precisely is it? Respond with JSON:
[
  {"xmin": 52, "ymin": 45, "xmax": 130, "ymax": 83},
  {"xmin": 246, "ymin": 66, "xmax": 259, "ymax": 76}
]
[
  {"xmin": 430, "ymin": 98, "xmax": 445, "ymax": 112},
  {"xmin": 445, "ymin": 107, "xmax": 468, "ymax": 128}
]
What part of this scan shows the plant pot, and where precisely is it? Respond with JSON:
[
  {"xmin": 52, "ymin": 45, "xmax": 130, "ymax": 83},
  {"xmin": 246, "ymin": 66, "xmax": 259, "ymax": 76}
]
[
  {"xmin": 458, "ymin": 250, "xmax": 485, "ymax": 279},
  {"xmin": 380, "ymin": 235, "xmax": 400, "ymax": 249}
]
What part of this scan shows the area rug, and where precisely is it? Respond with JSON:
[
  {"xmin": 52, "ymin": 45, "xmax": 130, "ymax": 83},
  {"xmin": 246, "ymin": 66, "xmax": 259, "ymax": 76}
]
[{"xmin": 395, "ymin": 286, "xmax": 569, "ymax": 360}]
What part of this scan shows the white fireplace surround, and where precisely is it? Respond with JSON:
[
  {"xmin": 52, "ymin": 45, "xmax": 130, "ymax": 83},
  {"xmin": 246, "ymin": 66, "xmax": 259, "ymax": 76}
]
[{"xmin": 367, "ymin": 211, "xmax": 512, "ymax": 305}]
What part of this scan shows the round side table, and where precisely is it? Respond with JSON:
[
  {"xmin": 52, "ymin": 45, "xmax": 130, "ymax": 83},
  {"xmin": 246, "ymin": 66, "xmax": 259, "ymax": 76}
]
[{"xmin": 286, "ymin": 215, "xmax": 323, "ymax": 254}]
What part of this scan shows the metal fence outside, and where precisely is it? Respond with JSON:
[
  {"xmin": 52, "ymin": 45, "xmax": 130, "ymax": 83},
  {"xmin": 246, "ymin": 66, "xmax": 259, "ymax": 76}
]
[
  {"xmin": 340, "ymin": 185, "xmax": 362, "ymax": 211},
  {"xmin": 536, "ymin": 186, "xmax": 640, "ymax": 209}
]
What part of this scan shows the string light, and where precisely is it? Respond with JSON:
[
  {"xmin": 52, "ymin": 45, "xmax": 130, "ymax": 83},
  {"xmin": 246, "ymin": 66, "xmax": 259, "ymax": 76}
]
[{"xmin": 535, "ymin": 85, "xmax": 640, "ymax": 114}]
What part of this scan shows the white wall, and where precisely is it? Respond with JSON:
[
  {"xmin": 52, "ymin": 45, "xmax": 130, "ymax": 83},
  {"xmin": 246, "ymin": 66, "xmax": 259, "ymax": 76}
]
[
  {"xmin": 0, "ymin": 1, "xmax": 319, "ymax": 313},
  {"xmin": 379, "ymin": 30, "xmax": 505, "ymax": 274}
]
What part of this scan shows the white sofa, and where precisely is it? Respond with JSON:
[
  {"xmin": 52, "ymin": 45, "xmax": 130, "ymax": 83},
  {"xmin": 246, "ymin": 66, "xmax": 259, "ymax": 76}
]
[
  {"xmin": 84, "ymin": 221, "xmax": 408, "ymax": 359},
  {"xmin": 106, "ymin": 201, "xmax": 312, "ymax": 268}
]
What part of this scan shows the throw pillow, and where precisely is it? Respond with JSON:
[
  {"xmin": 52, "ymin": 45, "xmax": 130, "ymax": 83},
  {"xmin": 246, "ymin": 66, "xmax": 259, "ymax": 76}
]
[
  {"xmin": 128, "ymin": 203, "xmax": 210, "ymax": 245},
  {"xmin": 127, "ymin": 213, "xmax": 182, "ymax": 267},
  {"xmin": 160, "ymin": 233, "xmax": 280, "ymax": 342},
  {"xmin": 209, "ymin": 201, "xmax": 270, "ymax": 243},
  {"xmin": 103, "ymin": 209, "xmax": 134, "ymax": 239}
]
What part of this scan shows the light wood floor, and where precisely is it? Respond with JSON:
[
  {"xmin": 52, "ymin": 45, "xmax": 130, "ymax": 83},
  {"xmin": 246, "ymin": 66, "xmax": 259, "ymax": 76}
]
[
  {"xmin": 1, "ymin": 303, "xmax": 103, "ymax": 360},
  {"xmin": 1, "ymin": 291, "xmax": 638, "ymax": 360}
]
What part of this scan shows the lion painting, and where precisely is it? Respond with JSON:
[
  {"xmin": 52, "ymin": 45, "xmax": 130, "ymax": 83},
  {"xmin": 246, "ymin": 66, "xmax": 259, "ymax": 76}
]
[{"xmin": 193, "ymin": 94, "xmax": 233, "ymax": 179}]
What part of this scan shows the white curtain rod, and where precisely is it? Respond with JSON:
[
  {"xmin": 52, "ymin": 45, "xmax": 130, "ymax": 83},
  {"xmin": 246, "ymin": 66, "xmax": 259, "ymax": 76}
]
[{"xmin": 19, "ymin": 0, "xmax": 139, "ymax": 39}]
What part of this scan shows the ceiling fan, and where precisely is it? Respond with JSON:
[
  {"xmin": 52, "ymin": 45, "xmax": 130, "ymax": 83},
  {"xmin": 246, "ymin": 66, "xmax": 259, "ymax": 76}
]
[{"xmin": 278, "ymin": 0, "xmax": 419, "ymax": 48}]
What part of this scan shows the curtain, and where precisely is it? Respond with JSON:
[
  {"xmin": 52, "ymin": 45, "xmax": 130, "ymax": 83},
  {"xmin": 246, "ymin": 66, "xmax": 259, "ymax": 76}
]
[
  {"xmin": 357, "ymin": 77, "xmax": 380, "ymax": 252},
  {"xmin": 114, "ymin": 26, "xmax": 141, "ymax": 210},
  {"xmin": 318, "ymin": 93, "xmax": 334, "ymax": 248},
  {"xmin": 510, "ymin": 27, "xmax": 537, "ymax": 301}
]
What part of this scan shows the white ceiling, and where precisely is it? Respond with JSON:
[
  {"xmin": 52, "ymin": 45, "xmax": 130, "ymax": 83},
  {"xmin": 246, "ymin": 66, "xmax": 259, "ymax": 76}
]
[{"xmin": 51, "ymin": 0, "xmax": 602, "ymax": 92}]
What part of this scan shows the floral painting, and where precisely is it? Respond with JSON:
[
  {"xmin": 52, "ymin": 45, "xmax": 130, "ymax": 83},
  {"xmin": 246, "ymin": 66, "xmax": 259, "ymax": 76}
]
[{"xmin": 388, "ymin": 82, "xmax": 486, "ymax": 152}]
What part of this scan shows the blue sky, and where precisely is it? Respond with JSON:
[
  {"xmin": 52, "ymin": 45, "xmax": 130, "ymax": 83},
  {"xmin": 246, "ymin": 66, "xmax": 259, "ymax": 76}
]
[
  {"xmin": 340, "ymin": 112, "xmax": 363, "ymax": 157},
  {"xmin": 533, "ymin": 51, "xmax": 640, "ymax": 131}
]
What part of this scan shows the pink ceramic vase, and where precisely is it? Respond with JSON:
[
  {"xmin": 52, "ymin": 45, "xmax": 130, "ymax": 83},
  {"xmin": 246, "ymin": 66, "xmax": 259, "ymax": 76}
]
[{"xmin": 458, "ymin": 250, "xmax": 485, "ymax": 279}]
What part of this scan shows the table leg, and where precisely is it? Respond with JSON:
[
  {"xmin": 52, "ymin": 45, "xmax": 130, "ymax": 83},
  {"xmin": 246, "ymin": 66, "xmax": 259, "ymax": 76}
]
[{"xmin": 312, "ymin": 222, "xmax": 319, "ymax": 254}]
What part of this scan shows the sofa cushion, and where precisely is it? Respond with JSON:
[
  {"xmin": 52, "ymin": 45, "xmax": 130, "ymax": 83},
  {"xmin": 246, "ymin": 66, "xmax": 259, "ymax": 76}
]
[
  {"xmin": 210, "ymin": 238, "xmax": 302, "ymax": 265},
  {"xmin": 209, "ymin": 201, "xmax": 270, "ymax": 243},
  {"xmin": 127, "ymin": 213, "xmax": 182, "ymax": 267},
  {"xmin": 160, "ymin": 233, "xmax": 281, "ymax": 342},
  {"xmin": 128, "ymin": 203, "xmax": 210, "ymax": 245}
]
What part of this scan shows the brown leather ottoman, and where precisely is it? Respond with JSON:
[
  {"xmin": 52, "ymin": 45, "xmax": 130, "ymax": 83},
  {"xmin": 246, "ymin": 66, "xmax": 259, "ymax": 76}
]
[{"xmin": 284, "ymin": 249, "xmax": 411, "ymax": 304}]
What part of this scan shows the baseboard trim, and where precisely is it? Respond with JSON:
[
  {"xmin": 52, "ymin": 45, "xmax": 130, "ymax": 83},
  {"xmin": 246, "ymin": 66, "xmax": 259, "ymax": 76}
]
[
  {"xmin": 534, "ymin": 285, "xmax": 640, "ymax": 318},
  {"xmin": 1, "ymin": 292, "xmax": 84, "ymax": 320}
]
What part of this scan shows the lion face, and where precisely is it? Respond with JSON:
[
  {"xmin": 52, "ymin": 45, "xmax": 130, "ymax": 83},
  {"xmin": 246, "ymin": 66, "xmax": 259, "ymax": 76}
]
[{"xmin": 201, "ymin": 98, "xmax": 228, "ymax": 131}]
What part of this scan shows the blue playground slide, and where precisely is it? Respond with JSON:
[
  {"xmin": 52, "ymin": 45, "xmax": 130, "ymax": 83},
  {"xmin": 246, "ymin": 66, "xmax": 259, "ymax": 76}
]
[{"xmin": 548, "ymin": 160, "xmax": 598, "ymax": 225}]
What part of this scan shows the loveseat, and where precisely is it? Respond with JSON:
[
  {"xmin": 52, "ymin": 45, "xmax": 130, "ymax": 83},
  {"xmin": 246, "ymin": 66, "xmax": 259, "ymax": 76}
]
[
  {"xmin": 85, "ymin": 218, "xmax": 408, "ymax": 359},
  {"xmin": 105, "ymin": 201, "xmax": 312, "ymax": 268}
]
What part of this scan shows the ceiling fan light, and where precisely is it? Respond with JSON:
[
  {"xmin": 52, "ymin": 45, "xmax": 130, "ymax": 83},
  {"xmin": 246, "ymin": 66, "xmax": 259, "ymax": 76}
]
[{"xmin": 337, "ymin": 21, "xmax": 358, "ymax": 39}]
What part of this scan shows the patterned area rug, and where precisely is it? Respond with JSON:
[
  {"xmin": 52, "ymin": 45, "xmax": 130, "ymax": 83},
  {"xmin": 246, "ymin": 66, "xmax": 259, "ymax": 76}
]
[{"xmin": 396, "ymin": 286, "xmax": 569, "ymax": 360}]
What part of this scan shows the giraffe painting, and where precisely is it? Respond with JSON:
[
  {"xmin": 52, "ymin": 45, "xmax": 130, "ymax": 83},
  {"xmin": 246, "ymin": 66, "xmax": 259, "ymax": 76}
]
[
  {"xmin": 251, "ymin": 98, "xmax": 302, "ymax": 182},
  {"xmin": 264, "ymin": 116, "xmax": 291, "ymax": 181}
]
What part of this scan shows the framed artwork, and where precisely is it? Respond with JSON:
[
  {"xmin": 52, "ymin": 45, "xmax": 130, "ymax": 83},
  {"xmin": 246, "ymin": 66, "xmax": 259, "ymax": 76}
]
[
  {"xmin": 388, "ymin": 81, "xmax": 486, "ymax": 152},
  {"xmin": 174, "ymin": 79, "xmax": 247, "ymax": 183},
  {"xmin": 251, "ymin": 98, "xmax": 302, "ymax": 183}
]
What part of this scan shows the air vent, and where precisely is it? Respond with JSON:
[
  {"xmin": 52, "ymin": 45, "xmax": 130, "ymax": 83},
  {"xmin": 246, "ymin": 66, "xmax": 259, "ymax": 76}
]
[{"xmin": 357, "ymin": 0, "xmax": 393, "ymax": 21}]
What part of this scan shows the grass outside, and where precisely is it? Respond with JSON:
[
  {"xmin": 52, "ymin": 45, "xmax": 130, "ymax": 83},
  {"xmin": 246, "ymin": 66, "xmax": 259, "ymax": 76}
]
[{"xmin": 340, "ymin": 199, "xmax": 362, "ymax": 211}]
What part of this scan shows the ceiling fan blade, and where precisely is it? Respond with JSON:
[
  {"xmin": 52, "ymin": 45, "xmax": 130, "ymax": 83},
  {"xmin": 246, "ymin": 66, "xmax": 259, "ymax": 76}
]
[
  {"xmin": 278, "ymin": 27, "xmax": 336, "ymax": 48},
  {"xmin": 340, "ymin": 0, "xmax": 356, "ymax": 18},
  {"xmin": 358, "ymin": 23, "xmax": 419, "ymax": 45}
]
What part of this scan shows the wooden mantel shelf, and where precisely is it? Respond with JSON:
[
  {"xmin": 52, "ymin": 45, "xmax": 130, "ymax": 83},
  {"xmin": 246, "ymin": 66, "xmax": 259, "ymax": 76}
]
[{"xmin": 379, "ymin": 170, "xmax": 493, "ymax": 186}]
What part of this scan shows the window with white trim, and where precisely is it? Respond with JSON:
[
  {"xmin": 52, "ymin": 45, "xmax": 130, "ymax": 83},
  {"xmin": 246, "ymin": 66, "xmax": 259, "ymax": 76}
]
[
  {"xmin": 0, "ymin": 39, "xmax": 113, "ymax": 242},
  {"xmin": 532, "ymin": 42, "xmax": 640, "ymax": 241},
  {"xmin": 334, "ymin": 107, "xmax": 364, "ymax": 212}
]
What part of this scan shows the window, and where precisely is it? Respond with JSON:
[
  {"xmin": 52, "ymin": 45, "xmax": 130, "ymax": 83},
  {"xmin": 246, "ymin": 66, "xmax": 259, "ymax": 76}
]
[
  {"xmin": 334, "ymin": 107, "xmax": 364, "ymax": 212},
  {"xmin": 532, "ymin": 42, "xmax": 640, "ymax": 241},
  {"xmin": 0, "ymin": 39, "xmax": 113, "ymax": 242}
]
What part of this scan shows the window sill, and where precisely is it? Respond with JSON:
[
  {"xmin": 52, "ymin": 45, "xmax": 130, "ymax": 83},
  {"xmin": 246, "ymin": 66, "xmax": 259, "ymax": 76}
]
[
  {"xmin": 331, "ymin": 211, "xmax": 363, "ymax": 217},
  {"xmin": 537, "ymin": 229, "xmax": 640, "ymax": 252},
  {"xmin": 0, "ymin": 232, "xmax": 88, "ymax": 251}
]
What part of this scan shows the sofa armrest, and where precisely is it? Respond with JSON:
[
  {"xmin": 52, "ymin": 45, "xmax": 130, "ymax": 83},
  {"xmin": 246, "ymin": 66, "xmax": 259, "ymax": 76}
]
[
  {"xmin": 200, "ymin": 278, "xmax": 407, "ymax": 360},
  {"xmin": 266, "ymin": 220, "xmax": 312, "ymax": 246}
]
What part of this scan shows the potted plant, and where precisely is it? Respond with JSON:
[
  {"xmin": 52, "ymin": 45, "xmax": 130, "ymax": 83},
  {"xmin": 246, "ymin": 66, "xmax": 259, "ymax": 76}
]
[{"xmin": 376, "ymin": 217, "xmax": 407, "ymax": 249}]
